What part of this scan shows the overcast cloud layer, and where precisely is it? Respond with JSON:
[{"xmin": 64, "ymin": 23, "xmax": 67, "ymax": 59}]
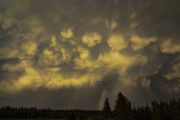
[{"xmin": 0, "ymin": 0, "xmax": 179, "ymax": 109}]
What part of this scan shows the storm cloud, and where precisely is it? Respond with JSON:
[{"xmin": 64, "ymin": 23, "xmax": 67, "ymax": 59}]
[{"xmin": 0, "ymin": 0, "xmax": 179, "ymax": 109}]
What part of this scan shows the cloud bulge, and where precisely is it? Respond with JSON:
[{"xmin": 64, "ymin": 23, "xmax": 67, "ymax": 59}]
[{"xmin": 0, "ymin": 0, "xmax": 179, "ymax": 109}]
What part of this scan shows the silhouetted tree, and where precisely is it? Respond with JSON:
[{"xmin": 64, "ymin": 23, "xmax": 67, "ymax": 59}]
[
  {"xmin": 0, "ymin": 94, "xmax": 179, "ymax": 120},
  {"xmin": 69, "ymin": 112, "xmax": 76, "ymax": 120},
  {"xmin": 169, "ymin": 99, "xmax": 180, "ymax": 120},
  {"xmin": 103, "ymin": 97, "xmax": 111, "ymax": 113},
  {"xmin": 103, "ymin": 97, "xmax": 111, "ymax": 119},
  {"xmin": 151, "ymin": 101, "xmax": 172, "ymax": 120},
  {"xmin": 114, "ymin": 92, "xmax": 132, "ymax": 120},
  {"xmin": 133, "ymin": 105, "xmax": 152, "ymax": 120}
]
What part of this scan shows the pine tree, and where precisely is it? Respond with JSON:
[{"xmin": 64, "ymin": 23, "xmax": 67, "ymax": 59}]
[
  {"xmin": 103, "ymin": 97, "xmax": 111, "ymax": 113},
  {"xmin": 114, "ymin": 92, "xmax": 132, "ymax": 120},
  {"xmin": 103, "ymin": 97, "xmax": 111, "ymax": 119}
]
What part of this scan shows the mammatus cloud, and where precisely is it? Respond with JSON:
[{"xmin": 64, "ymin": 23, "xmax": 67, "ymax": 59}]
[
  {"xmin": 160, "ymin": 39, "xmax": 180, "ymax": 54},
  {"xmin": 130, "ymin": 35, "xmax": 156, "ymax": 51},
  {"xmin": 107, "ymin": 34, "xmax": 127, "ymax": 51},
  {"xmin": 61, "ymin": 28, "xmax": 74, "ymax": 39},
  {"xmin": 82, "ymin": 32, "xmax": 102, "ymax": 47},
  {"xmin": 0, "ymin": 0, "xmax": 179, "ymax": 109}
]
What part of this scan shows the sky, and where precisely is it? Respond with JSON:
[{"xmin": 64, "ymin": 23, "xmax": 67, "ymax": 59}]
[{"xmin": 0, "ymin": 0, "xmax": 179, "ymax": 109}]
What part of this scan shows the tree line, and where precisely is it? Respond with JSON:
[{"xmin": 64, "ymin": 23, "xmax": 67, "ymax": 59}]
[{"xmin": 0, "ymin": 92, "xmax": 179, "ymax": 120}]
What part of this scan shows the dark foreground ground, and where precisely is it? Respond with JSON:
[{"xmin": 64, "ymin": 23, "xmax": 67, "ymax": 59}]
[{"xmin": 0, "ymin": 92, "xmax": 179, "ymax": 120}]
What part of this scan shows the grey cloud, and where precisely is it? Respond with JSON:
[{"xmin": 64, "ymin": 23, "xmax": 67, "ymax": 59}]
[{"xmin": 0, "ymin": 0, "xmax": 179, "ymax": 109}]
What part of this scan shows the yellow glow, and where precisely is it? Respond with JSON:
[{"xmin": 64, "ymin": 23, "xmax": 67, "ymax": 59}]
[
  {"xmin": 12, "ymin": 67, "xmax": 42, "ymax": 91},
  {"xmin": 74, "ymin": 47, "xmax": 101, "ymax": 70},
  {"xmin": 1, "ymin": 65, "xmax": 102, "ymax": 93},
  {"xmin": 46, "ymin": 72, "xmax": 101, "ymax": 89},
  {"xmin": 41, "ymin": 48, "xmax": 63, "ymax": 67},
  {"xmin": 0, "ymin": 47, "xmax": 143, "ymax": 93},
  {"xmin": 131, "ymin": 35, "xmax": 156, "ymax": 51},
  {"xmin": 2, "ymin": 0, "xmax": 179, "ymax": 97},
  {"xmin": 43, "ymin": 49, "xmax": 54, "ymax": 59},
  {"xmin": 98, "ymin": 51, "xmax": 136, "ymax": 75},
  {"xmin": 22, "ymin": 41, "xmax": 37, "ymax": 56},
  {"xmin": 107, "ymin": 34, "xmax": 127, "ymax": 51},
  {"xmin": 42, "ymin": 49, "xmax": 56, "ymax": 66},
  {"xmin": 60, "ymin": 28, "xmax": 74, "ymax": 39},
  {"xmin": 160, "ymin": 39, "xmax": 180, "ymax": 54},
  {"xmin": 0, "ymin": 60, "xmax": 41, "ymax": 92},
  {"xmin": 82, "ymin": 32, "xmax": 102, "ymax": 47},
  {"xmin": 50, "ymin": 35, "xmax": 57, "ymax": 47},
  {"xmin": 60, "ymin": 47, "xmax": 71, "ymax": 62}
]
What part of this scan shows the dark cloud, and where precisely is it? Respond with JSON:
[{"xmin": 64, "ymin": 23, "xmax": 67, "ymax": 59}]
[
  {"xmin": 0, "ymin": 58, "xmax": 20, "ymax": 67},
  {"xmin": 130, "ymin": 0, "xmax": 180, "ymax": 37},
  {"xmin": 0, "ymin": 87, "xmax": 103, "ymax": 109},
  {"xmin": 149, "ymin": 53, "xmax": 180, "ymax": 99},
  {"xmin": 0, "ymin": 0, "xmax": 179, "ymax": 109}
]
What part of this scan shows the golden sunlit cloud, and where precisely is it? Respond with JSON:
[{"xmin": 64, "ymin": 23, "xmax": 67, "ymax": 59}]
[
  {"xmin": 107, "ymin": 34, "xmax": 127, "ymax": 51},
  {"xmin": 50, "ymin": 35, "xmax": 57, "ymax": 48},
  {"xmin": 61, "ymin": 28, "xmax": 74, "ymax": 39},
  {"xmin": 21, "ymin": 41, "xmax": 37, "ymax": 56},
  {"xmin": 45, "ymin": 72, "xmax": 102, "ymax": 90},
  {"xmin": 0, "ymin": 39, "xmax": 143, "ymax": 93},
  {"xmin": 0, "ymin": 0, "xmax": 179, "ymax": 109},
  {"xmin": 160, "ymin": 39, "xmax": 180, "ymax": 54},
  {"xmin": 0, "ymin": 60, "xmax": 102, "ymax": 93},
  {"xmin": 0, "ymin": 1, "xmax": 179, "ymax": 105},
  {"xmin": 98, "ymin": 51, "xmax": 136, "ymax": 75},
  {"xmin": 73, "ymin": 47, "xmax": 101, "ymax": 70},
  {"xmin": 82, "ymin": 32, "xmax": 102, "ymax": 47},
  {"xmin": 43, "ymin": 49, "xmax": 54, "ymax": 59},
  {"xmin": 40, "ymin": 49, "xmax": 62, "ymax": 67},
  {"xmin": 130, "ymin": 35, "xmax": 156, "ymax": 51}
]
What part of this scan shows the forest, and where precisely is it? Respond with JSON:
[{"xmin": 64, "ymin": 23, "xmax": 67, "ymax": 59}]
[{"xmin": 0, "ymin": 92, "xmax": 179, "ymax": 120}]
